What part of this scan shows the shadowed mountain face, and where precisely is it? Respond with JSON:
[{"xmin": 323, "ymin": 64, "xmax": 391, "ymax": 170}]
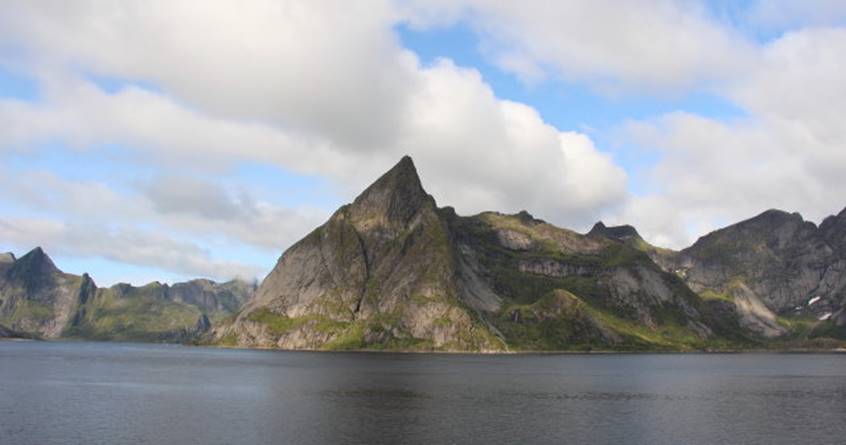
[
  {"xmin": 588, "ymin": 222, "xmax": 641, "ymax": 243},
  {"xmin": 660, "ymin": 209, "xmax": 846, "ymax": 339},
  {"xmin": 0, "ymin": 248, "xmax": 254, "ymax": 341},
  {"xmin": 217, "ymin": 157, "xmax": 749, "ymax": 351},
  {"xmin": 0, "ymin": 247, "xmax": 85, "ymax": 338}
]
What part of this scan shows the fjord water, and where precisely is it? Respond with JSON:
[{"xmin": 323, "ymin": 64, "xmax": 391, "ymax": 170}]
[{"xmin": 1, "ymin": 342, "xmax": 845, "ymax": 445}]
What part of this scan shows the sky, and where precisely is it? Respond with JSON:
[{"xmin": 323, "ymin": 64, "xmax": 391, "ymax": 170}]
[{"xmin": 2, "ymin": 1, "xmax": 846, "ymax": 286}]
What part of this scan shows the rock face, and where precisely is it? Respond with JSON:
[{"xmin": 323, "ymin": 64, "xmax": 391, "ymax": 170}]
[
  {"xmin": 0, "ymin": 248, "xmax": 254, "ymax": 341},
  {"xmin": 0, "ymin": 247, "xmax": 87, "ymax": 338},
  {"xmin": 218, "ymin": 157, "xmax": 747, "ymax": 351},
  {"xmin": 659, "ymin": 209, "xmax": 846, "ymax": 339},
  {"xmin": 169, "ymin": 279, "xmax": 255, "ymax": 315},
  {"xmin": 588, "ymin": 222, "xmax": 642, "ymax": 244},
  {"xmin": 222, "ymin": 156, "xmax": 503, "ymax": 351}
]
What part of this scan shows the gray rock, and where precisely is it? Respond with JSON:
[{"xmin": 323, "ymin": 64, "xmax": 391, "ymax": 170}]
[
  {"xmin": 218, "ymin": 156, "xmax": 738, "ymax": 351},
  {"xmin": 0, "ymin": 247, "xmax": 254, "ymax": 341}
]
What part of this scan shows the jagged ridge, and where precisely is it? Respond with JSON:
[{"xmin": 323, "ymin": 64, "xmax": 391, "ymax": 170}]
[
  {"xmin": 0, "ymin": 247, "xmax": 255, "ymax": 341},
  {"xmin": 217, "ymin": 157, "xmax": 752, "ymax": 352}
]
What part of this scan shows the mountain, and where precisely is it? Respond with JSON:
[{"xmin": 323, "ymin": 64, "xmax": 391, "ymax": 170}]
[
  {"xmin": 663, "ymin": 208, "xmax": 846, "ymax": 340},
  {"xmin": 0, "ymin": 247, "xmax": 88, "ymax": 338},
  {"xmin": 216, "ymin": 156, "xmax": 748, "ymax": 351},
  {"xmin": 5, "ymin": 157, "xmax": 846, "ymax": 352},
  {"xmin": 0, "ymin": 247, "xmax": 255, "ymax": 341},
  {"xmin": 586, "ymin": 221, "xmax": 677, "ymax": 268}
]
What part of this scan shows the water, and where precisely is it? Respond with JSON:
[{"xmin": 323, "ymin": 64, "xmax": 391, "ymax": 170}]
[{"xmin": 1, "ymin": 342, "xmax": 845, "ymax": 444}]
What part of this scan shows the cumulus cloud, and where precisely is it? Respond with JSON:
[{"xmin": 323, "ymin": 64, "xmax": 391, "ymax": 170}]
[
  {"xmin": 141, "ymin": 176, "xmax": 259, "ymax": 222},
  {"xmin": 399, "ymin": 0, "xmax": 757, "ymax": 93},
  {"xmin": 3, "ymin": 0, "xmax": 841, "ymax": 273},
  {"xmin": 612, "ymin": 27, "xmax": 846, "ymax": 248},
  {"xmin": 0, "ymin": 0, "xmax": 416, "ymax": 151},
  {"xmin": 0, "ymin": 217, "xmax": 264, "ymax": 281},
  {"xmin": 0, "ymin": 1, "xmax": 628, "ymax": 231},
  {"xmin": 398, "ymin": 60, "xmax": 627, "ymax": 224},
  {"xmin": 0, "ymin": 169, "xmax": 326, "ymax": 281},
  {"xmin": 393, "ymin": 1, "xmax": 846, "ymax": 249}
]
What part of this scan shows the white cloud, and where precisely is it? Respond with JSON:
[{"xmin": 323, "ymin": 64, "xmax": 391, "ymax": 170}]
[
  {"xmin": 0, "ymin": 1, "xmax": 629, "ymax": 240},
  {"xmin": 399, "ymin": 60, "xmax": 626, "ymax": 224},
  {"xmin": 0, "ymin": 217, "xmax": 264, "ymax": 282},
  {"xmin": 399, "ymin": 0, "xmax": 757, "ymax": 93},
  {"xmin": 613, "ymin": 28, "xmax": 846, "ymax": 247},
  {"xmin": 0, "ymin": 169, "xmax": 326, "ymax": 280},
  {"xmin": 395, "ymin": 2, "xmax": 846, "ymax": 250},
  {"xmin": 5, "ymin": 0, "xmax": 842, "ymax": 270},
  {"xmin": 0, "ymin": 0, "xmax": 415, "ymax": 151}
]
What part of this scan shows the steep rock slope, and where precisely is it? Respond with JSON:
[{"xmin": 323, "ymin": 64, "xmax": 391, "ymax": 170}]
[
  {"xmin": 220, "ymin": 157, "xmax": 746, "ymax": 351},
  {"xmin": 587, "ymin": 221, "xmax": 677, "ymax": 269},
  {"xmin": 0, "ymin": 248, "xmax": 88, "ymax": 338},
  {"xmin": 222, "ymin": 156, "xmax": 503, "ymax": 351},
  {"xmin": 451, "ymin": 211, "xmax": 745, "ymax": 350},
  {"xmin": 665, "ymin": 209, "xmax": 846, "ymax": 339}
]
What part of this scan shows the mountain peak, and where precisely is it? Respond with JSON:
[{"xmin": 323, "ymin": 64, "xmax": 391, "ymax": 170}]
[
  {"xmin": 349, "ymin": 155, "xmax": 433, "ymax": 226},
  {"xmin": 820, "ymin": 205, "xmax": 846, "ymax": 246},
  {"xmin": 15, "ymin": 247, "xmax": 57, "ymax": 271},
  {"xmin": 588, "ymin": 221, "xmax": 641, "ymax": 242},
  {"xmin": 0, "ymin": 252, "xmax": 15, "ymax": 264},
  {"xmin": 753, "ymin": 209, "xmax": 803, "ymax": 224},
  {"xmin": 6, "ymin": 246, "xmax": 61, "ymax": 290}
]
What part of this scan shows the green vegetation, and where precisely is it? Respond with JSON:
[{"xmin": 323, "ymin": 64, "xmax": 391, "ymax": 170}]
[
  {"xmin": 809, "ymin": 320, "xmax": 846, "ymax": 340},
  {"xmin": 323, "ymin": 322, "xmax": 366, "ymax": 350},
  {"xmin": 492, "ymin": 289, "xmax": 736, "ymax": 352},
  {"xmin": 217, "ymin": 331, "xmax": 239, "ymax": 347},
  {"xmin": 699, "ymin": 289, "xmax": 735, "ymax": 303},
  {"xmin": 65, "ymin": 289, "xmax": 202, "ymax": 341},
  {"xmin": 246, "ymin": 308, "xmax": 305, "ymax": 335},
  {"xmin": 773, "ymin": 314, "xmax": 846, "ymax": 342},
  {"xmin": 8, "ymin": 299, "xmax": 54, "ymax": 324},
  {"xmin": 599, "ymin": 243, "xmax": 652, "ymax": 268}
]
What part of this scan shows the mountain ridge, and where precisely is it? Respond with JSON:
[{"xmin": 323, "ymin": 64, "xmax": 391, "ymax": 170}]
[
  {"xmin": 3, "ymin": 156, "xmax": 845, "ymax": 351},
  {"xmin": 0, "ymin": 247, "xmax": 255, "ymax": 341},
  {"xmin": 215, "ymin": 157, "xmax": 757, "ymax": 351}
]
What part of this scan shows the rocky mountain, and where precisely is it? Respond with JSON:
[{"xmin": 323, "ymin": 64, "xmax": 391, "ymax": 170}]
[
  {"xmin": 0, "ymin": 247, "xmax": 88, "ymax": 338},
  {"xmin": 659, "ymin": 209, "xmax": 846, "ymax": 340},
  {"xmin": 586, "ymin": 221, "xmax": 676, "ymax": 268},
  {"xmin": 216, "ymin": 156, "xmax": 749, "ymax": 351},
  {"xmin": 5, "ymin": 156, "xmax": 845, "ymax": 352},
  {"xmin": 0, "ymin": 248, "xmax": 254, "ymax": 341}
]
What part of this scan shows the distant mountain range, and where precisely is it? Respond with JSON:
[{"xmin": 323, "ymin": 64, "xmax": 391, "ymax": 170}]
[
  {"xmin": 3, "ymin": 156, "xmax": 845, "ymax": 351},
  {"xmin": 0, "ymin": 247, "xmax": 254, "ymax": 341}
]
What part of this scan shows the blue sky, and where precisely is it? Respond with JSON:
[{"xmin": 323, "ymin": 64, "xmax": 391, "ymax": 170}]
[{"xmin": 1, "ymin": 1, "xmax": 845, "ymax": 285}]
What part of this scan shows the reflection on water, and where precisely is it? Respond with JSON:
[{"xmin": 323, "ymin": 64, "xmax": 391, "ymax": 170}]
[{"xmin": 1, "ymin": 342, "xmax": 846, "ymax": 445}]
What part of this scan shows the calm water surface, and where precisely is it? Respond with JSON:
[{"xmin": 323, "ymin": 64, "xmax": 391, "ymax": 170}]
[{"xmin": 1, "ymin": 341, "xmax": 845, "ymax": 444}]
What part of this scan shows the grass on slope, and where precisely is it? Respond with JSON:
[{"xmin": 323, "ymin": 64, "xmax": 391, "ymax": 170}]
[
  {"xmin": 66, "ymin": 290, "xmax": 202, "ymax": 341},
  {"xmin": 494, "ymin": 289, "xmax": 732, "ymax": 352},
  {"xmin": 5, "ymin": 300, "xmax": 54, "ymax": 325},
  {"xmin": 244, "ymin": 306, "xmax": 497, "ymax": 352}
]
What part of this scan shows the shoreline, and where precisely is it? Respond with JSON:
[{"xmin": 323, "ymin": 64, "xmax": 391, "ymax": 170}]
[{"xmin": 12, "ymin": 338, "xmax": 846, "ymax": 355}]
